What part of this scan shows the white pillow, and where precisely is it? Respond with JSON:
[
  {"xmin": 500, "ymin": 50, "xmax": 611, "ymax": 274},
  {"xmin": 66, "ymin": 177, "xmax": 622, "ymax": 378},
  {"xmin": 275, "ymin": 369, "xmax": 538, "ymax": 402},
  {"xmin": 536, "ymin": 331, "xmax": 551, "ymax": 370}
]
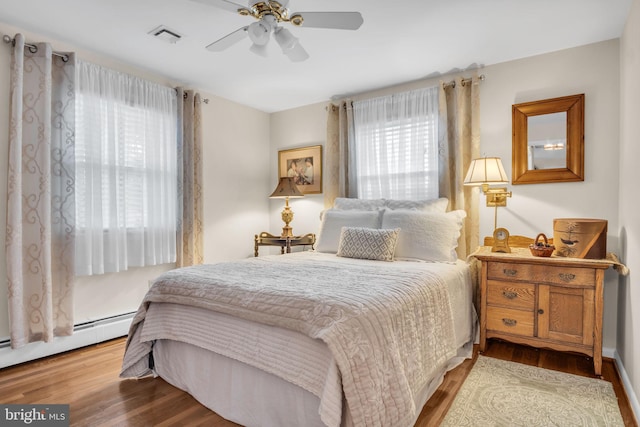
[
  {"xmin": 315, "ymin": 210, "xmax": 382, "ymax": 253},
  {"xmin": 381, "ymin": 209, "xmax": 466, "ymax": 262},
  {"xmin": 384, "ymin": 197, "xmax": 449, "ymax": 212},
  {"xmin": 333, "ymin": 198, "xmax": 385, "ymax": 210},
  {"xmin": 337, "ymin": 227, "xmax": 400, "ymax": 261}
]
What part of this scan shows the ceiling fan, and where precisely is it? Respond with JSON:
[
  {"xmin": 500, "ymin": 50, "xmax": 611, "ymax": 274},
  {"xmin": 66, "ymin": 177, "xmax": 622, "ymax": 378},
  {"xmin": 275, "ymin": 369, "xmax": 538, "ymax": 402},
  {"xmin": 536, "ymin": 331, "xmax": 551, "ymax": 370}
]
[{"xmin": 191, "ymin": 0, "xmax": 364, "ymax": 62}]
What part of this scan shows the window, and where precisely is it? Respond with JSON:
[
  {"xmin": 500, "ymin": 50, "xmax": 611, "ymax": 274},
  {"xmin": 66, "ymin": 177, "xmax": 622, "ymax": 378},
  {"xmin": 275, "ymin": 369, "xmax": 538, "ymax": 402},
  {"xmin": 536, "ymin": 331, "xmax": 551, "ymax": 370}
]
[
  {"xmin": 352, "ymin": 86, "xmax": 439, "ymax": 200},
  {"xmin": 75, "ymin": 61, "xmax": 178, "ymax": 275}
]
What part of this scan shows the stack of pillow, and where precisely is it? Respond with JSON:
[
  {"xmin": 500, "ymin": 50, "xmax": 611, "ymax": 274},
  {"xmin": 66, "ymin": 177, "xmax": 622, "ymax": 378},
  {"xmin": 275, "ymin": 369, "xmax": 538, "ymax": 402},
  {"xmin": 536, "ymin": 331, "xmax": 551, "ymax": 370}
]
[{"xmin": 316, "ymin": 197, "xmax": 466, "ymax": 263}]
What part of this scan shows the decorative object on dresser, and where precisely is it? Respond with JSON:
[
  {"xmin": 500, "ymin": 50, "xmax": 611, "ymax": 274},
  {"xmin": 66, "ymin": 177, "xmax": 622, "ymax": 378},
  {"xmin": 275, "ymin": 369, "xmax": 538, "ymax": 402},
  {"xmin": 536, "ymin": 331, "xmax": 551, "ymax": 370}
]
[
  {"xmin": 528, "ymin": 233, "xmax": 555, "ymax": 257},
  {"xmin": 277, "ymin": 144, "xmax": 322, "ymax": 194},
  {"xmin": 512, "ymin": 93, "xmax": 585, "ymax": 185},
  {"xmin": 269, "ymin": 176, "xmax": 304, "ymax": 237},
  {"xmin": 463, "ymin": 156, "xmax": 513, "ymax": 229},
  {"xmin": 553, "ymin": 218, "xmax": 607, "ymax": 259},
  {"xmin": 473, "ymin": 243, "xmax": 627, "ymax": 376},
  {"xmin": 492, "ymin": 227, "xmax": 511, "ymax": 253},
  {"xmin": 254, "ymin": 231, "xmax": 315, "ymax": 256}
]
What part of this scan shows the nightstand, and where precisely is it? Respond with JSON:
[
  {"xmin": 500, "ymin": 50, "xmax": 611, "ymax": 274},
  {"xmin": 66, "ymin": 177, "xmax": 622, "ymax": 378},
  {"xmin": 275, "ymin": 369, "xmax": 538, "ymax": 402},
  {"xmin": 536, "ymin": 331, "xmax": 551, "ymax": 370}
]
[
  {"xmin": 473, "ymin": 246, "xmax": 614, "ymax": 376},
  {"xmin": 254, "ymin": 232, "xmax": 316, "ymax": 257}
]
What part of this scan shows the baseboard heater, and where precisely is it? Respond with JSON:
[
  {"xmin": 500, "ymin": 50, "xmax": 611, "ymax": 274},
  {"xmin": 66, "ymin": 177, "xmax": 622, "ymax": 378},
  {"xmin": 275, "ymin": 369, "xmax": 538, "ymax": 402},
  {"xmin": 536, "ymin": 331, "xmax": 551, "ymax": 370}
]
[
  {"xmin": 0, "ymin": 312, "xmax": 135, "ymax": 368},
  {"xmin": 73, "ymin": 311, "xmax": 136, "ymax": 332}
]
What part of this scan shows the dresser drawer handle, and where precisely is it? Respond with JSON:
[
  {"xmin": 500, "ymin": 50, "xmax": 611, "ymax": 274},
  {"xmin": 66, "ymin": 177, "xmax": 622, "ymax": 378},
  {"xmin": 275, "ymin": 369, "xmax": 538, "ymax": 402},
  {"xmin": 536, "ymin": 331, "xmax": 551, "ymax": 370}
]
[
  {"xmin": 502, "ymin": 318, "xmax": 517, "ymax": 327},
  {"xmin": 503, "ymin": 269, "xmax": 518, "ymax": 277},
  {"xmin": 559, "ymin": 273, "xmax": 576, "ymax": 282},
  {"xmin": 502, "ymin": 291, "xmax": 518, "ymax": 300}
]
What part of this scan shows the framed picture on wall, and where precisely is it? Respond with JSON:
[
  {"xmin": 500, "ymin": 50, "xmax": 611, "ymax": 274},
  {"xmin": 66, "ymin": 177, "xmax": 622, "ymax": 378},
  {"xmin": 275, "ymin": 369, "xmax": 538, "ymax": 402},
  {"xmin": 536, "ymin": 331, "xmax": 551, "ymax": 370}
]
[{"xmin": 278, "ymin": 145, "xmax": 322, "ymax": 194}]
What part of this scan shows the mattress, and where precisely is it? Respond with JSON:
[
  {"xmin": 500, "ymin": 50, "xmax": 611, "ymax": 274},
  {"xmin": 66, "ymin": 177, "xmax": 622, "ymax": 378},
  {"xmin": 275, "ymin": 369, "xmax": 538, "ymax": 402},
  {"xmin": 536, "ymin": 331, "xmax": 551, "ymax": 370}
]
[{"xmin": 122, "ymin": 252, "xmax": 476, "ymax": 427}]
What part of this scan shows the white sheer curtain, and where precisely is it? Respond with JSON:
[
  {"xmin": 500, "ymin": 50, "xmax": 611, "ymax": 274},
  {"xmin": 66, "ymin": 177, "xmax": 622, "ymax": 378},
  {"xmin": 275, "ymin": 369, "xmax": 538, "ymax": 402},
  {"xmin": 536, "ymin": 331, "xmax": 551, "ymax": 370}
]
[
  {"xmin": 75, "ymin": 60, "xmax": 178, "ymax": 275},
  {"xmin": 352, "ymin": 87, "xmax": 439, "ymax": 200},
  {"xmin": 6, "ymin": 34, "xmax": 76, "ymax": 348}
]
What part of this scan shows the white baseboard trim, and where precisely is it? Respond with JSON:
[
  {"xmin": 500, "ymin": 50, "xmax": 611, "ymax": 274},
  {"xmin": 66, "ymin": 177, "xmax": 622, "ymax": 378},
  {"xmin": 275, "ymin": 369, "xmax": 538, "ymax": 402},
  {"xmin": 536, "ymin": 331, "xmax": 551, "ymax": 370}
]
[
  {"xmin": 0, "ymin": 313, "xmax": 133, "ymax": 369},
  {"xmin": 603, "ymin": 346, "xmax": 616, "ymax": 358},
  {"xmin": 613, "ymin": 349, "xmax": 640, "ymax": 424}
]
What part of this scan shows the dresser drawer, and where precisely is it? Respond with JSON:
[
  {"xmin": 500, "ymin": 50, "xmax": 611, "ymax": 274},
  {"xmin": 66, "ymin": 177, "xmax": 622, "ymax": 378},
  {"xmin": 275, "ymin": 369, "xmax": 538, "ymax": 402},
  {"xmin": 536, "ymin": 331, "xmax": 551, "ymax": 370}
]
[
  {"xmin": 487, "ymin": 262, "xmax": 595, "ymax": 287},
  {"xmin": 487, "ymin": 281, "xmax": 535, "ymax": 310},
  {"xmin": 486, "ymin": 307, "xmax": 534, "ymax": 337}
]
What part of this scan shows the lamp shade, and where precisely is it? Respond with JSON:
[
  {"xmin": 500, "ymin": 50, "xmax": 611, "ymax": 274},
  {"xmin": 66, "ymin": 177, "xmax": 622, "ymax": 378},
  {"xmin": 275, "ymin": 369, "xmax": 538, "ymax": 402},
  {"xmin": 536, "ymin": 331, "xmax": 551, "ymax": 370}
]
[
  {"xmin": 269, "ymin": 177, "xmax": 304, "ymax": 198},
  {"xmin": 274, "ymin": 27, "xmax": 297, "ymax": 52},
  {"xmin": 248, "ymin": 20, "xmax": 271, "ymax": 46},
  {"xmin": 463, "ymin": 157, "xmax": 509, "ymax": 186}
]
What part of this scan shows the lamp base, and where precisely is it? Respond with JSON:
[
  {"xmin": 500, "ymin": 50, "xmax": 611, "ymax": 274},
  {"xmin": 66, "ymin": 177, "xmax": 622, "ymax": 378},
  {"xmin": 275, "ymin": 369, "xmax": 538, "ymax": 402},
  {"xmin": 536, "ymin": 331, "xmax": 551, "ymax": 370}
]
[
  {"xmin": 280, "ymin": 204, "xmax": 294, "ymax": 238},
  {"xmin": 280, "ymin": 225, "xmax": 293, "ymax": 238}
]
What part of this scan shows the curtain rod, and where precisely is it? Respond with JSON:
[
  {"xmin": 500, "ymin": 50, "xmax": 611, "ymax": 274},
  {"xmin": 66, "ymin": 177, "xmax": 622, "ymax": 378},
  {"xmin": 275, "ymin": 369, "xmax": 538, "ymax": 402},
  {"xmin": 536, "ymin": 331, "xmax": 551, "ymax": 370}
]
[
  {"xmin": 3, "ymin": 34, "xmax": 70, "ymax": 62},
  {"xmin": 4, "ymin": 34, "xmax": 211, "ymax": 104},
  {"xmin": 442, "ymin": 74, "xmax": 486, "ymax": 89},
  {"xmin": 327, "ymin": 73, "xmax": 487, "ymax": 110},
  {"xmin": 182, "ymin": 91, "xmax": 209, "ymax": 104}
]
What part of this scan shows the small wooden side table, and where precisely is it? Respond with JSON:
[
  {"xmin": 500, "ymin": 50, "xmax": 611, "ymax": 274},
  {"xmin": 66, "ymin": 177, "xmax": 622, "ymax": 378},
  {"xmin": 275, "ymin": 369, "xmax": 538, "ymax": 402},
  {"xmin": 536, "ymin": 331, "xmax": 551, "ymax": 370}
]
[
  {"xmin": 473, "ymin": 246, "xmax": 617, "ymax": 376},
  {"xmin": 254, "ymin": 232, "xmax": 316, "ymax": 257}
]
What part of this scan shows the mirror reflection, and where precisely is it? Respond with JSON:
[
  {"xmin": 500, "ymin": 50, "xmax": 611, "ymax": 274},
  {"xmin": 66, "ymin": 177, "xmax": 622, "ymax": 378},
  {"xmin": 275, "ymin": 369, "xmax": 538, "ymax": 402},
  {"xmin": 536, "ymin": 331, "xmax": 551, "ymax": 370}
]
[
  {"xmin": 527, "ymin": 112, "xmax": 567, "ymax": 170},
  {"xmin": 512, "ymin": 93, "xmax": 584, "ymax": 185}
]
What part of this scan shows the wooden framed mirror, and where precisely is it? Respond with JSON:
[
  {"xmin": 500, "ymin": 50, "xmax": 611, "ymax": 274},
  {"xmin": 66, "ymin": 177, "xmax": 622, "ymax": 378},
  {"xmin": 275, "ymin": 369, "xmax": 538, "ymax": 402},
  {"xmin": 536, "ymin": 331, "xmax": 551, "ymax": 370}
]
[{"xmin": 512, "ymin": 94, "xmax": 584, "ymax": 184}]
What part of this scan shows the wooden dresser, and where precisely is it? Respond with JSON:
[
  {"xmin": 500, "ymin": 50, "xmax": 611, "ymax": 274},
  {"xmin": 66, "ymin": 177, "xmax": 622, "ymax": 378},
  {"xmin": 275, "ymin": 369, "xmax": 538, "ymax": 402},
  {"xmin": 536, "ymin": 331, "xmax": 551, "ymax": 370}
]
[{"xmin": 474, "ymin": 247, "xmax": 613, "ymax": 376}]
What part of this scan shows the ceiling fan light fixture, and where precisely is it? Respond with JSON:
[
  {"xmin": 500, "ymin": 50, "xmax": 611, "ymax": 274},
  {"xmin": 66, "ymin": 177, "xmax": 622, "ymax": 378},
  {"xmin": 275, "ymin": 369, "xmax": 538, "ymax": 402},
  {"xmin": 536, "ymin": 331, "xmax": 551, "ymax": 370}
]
[
  {"xmin": 248, "ymin": 20, "xmax": 271, "ymax": 45},
  {"xmin": 196, "ymin": 0, "xmax": 365, "ymax": 62},
  {"xmin": 274, "ymin": 27, "xmax": 297, "ymax": 52},
  {"xmin": 284, "ymin": 43, "xmax": 309, "ymax": 62}
]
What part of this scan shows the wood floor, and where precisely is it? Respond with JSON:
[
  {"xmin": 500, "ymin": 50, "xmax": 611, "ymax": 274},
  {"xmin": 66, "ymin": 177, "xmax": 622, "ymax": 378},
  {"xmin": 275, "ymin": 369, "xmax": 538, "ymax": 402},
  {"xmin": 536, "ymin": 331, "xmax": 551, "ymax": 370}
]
[{"xmin": 0, "ymin": 337, "xmax": 636, "ymax": 426}]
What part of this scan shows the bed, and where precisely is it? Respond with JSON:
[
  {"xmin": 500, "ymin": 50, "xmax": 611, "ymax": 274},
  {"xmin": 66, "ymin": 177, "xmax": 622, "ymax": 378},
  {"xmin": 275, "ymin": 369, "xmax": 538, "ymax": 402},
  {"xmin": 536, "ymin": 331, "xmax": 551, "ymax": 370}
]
[{"xmin": 121, "ymin": 199, "xmax": 477, "ymax": 427}]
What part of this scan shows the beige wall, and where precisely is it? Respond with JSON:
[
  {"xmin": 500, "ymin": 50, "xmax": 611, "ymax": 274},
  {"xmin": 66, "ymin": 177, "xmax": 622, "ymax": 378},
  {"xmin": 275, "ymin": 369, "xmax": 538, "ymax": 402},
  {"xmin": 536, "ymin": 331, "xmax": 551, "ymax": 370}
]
[
  {"xmin": 481, "ymin": 40, "xmax": 621, "ymax": 351},
  {"xmin": 270, "ymin": 40, "xmax": 623, "ymax": 351},
  {"xmin": 201, "ymin": 93, "xmax": 271, "ymax": 261},
  {"xmin": 269, "ymin": 102, "xmax": 327, "ymax": 241},
  {"xmin": 619, "ymin": 0, "xmax": 640, "ymax": 413},
  {"xmin": 0, "ymin": 22, "xmax": 270, "ymax": 343}
]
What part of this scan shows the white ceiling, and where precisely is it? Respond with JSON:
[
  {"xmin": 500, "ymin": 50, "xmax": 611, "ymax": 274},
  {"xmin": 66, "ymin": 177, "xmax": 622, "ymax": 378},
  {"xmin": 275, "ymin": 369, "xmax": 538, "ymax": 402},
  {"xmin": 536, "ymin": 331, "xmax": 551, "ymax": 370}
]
[{"xmin": 0, "ymin": 0, "xmax": 632, "ymax": 112}]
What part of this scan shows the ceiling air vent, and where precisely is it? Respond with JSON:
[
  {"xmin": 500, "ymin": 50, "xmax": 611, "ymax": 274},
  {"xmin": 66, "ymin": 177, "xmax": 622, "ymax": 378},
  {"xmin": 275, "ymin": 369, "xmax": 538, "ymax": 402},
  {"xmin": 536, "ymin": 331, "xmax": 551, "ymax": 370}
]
[{"xmin": 149, "ymin": 25, "xmax": 183, "ymax": 44}]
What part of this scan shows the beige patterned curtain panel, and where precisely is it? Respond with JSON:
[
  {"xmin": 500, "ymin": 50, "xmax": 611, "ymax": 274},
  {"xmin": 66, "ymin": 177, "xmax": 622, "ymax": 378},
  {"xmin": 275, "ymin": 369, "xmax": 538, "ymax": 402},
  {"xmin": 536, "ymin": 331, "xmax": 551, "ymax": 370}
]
[
  {"xmin": 6, "ymin": 34, "xmax": 76, "ymax": 348},
  {"xmin": 438, "ymin": 75, "xmax": 481, "ymax": 259},
  {"xmin": 176, "ymin": 89, "xmax": 204, "ymax": 267},
  {"xmin": 324, "ymin": 101, "xmax": 356, "ymax": 208}
]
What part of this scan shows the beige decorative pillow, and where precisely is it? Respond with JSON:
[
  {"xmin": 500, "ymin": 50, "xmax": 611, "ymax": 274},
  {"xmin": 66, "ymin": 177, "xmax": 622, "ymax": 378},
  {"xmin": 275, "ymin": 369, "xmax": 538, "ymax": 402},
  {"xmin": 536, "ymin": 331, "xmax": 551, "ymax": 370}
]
[{"xmin": 337, "ymin": 227, "xmax": 400, "ymax": 261}]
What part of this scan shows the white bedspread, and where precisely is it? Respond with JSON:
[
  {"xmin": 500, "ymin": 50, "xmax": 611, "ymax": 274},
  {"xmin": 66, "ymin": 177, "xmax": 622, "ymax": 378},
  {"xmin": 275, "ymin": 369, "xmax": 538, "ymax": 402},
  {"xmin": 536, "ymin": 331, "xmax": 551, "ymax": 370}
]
[{"xmin": 121, "ymin": 252, "xmax": 460, "ymax": 427}]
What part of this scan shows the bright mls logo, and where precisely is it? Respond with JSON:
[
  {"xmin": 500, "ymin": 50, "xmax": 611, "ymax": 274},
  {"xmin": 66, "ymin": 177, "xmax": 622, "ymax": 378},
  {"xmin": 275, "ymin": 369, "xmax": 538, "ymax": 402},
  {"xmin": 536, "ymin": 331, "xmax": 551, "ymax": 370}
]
[{"xmin": 1, "ymin": 405, "xmax": 69, "ymax": 426}]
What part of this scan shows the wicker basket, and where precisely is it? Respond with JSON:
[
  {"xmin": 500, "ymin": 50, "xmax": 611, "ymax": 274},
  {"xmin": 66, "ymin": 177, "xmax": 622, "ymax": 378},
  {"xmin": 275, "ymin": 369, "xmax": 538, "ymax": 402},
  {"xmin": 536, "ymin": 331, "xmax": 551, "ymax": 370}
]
[{"xmin": 529, "ymin": 233, "xmax": 555, "ymax": 257}]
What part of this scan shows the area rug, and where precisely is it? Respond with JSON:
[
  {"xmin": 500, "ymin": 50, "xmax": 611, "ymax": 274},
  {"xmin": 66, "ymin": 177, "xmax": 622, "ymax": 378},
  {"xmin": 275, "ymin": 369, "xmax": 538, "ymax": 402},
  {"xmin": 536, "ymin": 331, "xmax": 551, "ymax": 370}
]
[{"xmin": 441, "ymin": 355, "xmax": 625, "ymax": 426}]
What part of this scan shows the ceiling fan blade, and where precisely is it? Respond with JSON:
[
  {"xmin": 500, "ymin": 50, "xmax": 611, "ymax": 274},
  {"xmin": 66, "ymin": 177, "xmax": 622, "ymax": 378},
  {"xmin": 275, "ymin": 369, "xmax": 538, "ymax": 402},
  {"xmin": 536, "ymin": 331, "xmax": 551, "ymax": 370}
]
[
  {"xmin": 285, "ymin": 42, "xmax": 309, "ymax": 62},
  {"xmin": 290, "ymin": 12, "xmax": 364, "ymax": 30},
  {"xmin": 206, "ymin": 26, "xmax": 249, "ymax": 52},
  {"xmin": 190, "ymin": 0, "xmax": 247, "ymax": 14}
]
